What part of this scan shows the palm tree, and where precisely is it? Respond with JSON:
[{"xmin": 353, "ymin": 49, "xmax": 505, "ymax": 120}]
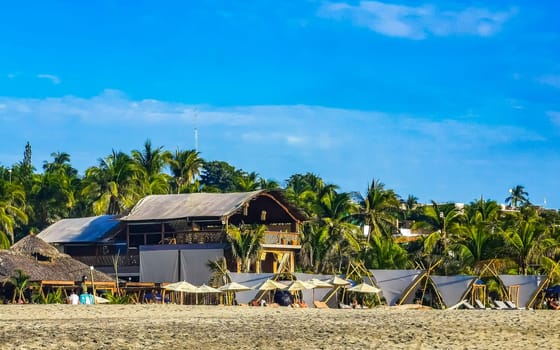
[
  {"xmin": 227, "ymin": 224, "xmax": 265, "ymax": 272},
  {"xmin": 7, "ymin": 269, "xmax": 31, "ymax": 303},
  {"xmin": 365, "ymin": 234, "xmax": 410, "ymax": 269},
  {"xmin": 356, "ymin": 179, "xmax": 400, "ymax": 238},
  {"xmin": 169, "ymin": 149, "xmax": 203, "ymax": 193},
  {"xmin": 506, "ymin": 185, "xmax": 529, "ymax": 208},
  {"xmin": 453, "ymin": 223, "xmax": 503, "ymax": 273},
  {"xmin": 503, "ymin": 219, "xmax": 556, "ymax": 274},
  {"xmin": 82, "ymin": 150, "xmax": 142, "ymax": 215},
  {"xmin": 299, "ymin": 222, "xmax": 330, "ymax": 273},
  {"xmin": 413, "ymin": 201, "xmax": 463, "ymax": 255},
  {"xmin": 131, "ymin": 140, "xmax": 171, "ymax": 195},
  {"xmin": 313, "ymin": 188, "xmax": 361, "ymax": 273},
  {"xmin": 0, "ymin": 182, "xmax": 28, "ymax": 247},
  {"xmin": 234, "ymin": 171, "xmax": 260, "ymax": 192}
]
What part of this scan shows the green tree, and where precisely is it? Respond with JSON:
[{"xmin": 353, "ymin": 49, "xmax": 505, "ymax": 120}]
[
  {"xmin": 0, "ymin": 181, "xmax": 28, "ymax": 247},
  {"xmin": 506, "ymin": 185, "xmax": 529, "ymax": 208},
  {"xmin": 356, "ymin": 179, "xmax": 400, "ymax": 238},
  {"xmin": 199, "ymin": 160, "xmax": 241, "ymax": 193},
  {"xmin": 132, "ymin": 139, "xmax": 172, "ymax": 195},
  {"xmin": 414, "ymin": 201, "xmax": 463, "ymax": 255},
  {"xmin": 227, "ymin": 224, "xmax": 265, "ymax": 272},
  {"xmin": 169, "ymin": 149, "xmax": 204, "ymax": 193},
  {"xmin": 503, "ymin": 219, "xmax": 556, "ymax": 274},
  {"xmin": 82, "ymin": 150, "xmax": 142, "ymax": 215},
  {"xmin": 7, "ymin": 269, "xmax": 31, "ymax": 303}
]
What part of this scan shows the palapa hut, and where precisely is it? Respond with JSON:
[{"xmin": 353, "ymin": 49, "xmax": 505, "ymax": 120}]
[{"xmin": 0, "ymin": 234, "xmax": 115, "ymax": 299}]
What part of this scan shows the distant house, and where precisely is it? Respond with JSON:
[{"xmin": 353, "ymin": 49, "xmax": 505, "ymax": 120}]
[{"xmin": 36, "ymin": 190, "xmax": 308, "ymax": 283}]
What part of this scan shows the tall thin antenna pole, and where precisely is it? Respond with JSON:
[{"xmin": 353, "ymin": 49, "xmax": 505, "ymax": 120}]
[{"xmin": 194, "ymin": 109, "xmax": 198, "ymax": 153}]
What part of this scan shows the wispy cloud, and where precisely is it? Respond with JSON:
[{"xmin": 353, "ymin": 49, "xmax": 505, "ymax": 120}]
[
  {"xmin": 37, "ymin": 74, "xmax": 61, "ymax": 84},
  {"xmin": 318, "ymin": 1, "xmax": 516, "ymax": 39},
  {"xmin": 548, "ymin": 111, "xmax": 560, "ymax": 127},
  {"xmin": 538, "ymin": 75, "xmax": 560, "ymax": 89}
]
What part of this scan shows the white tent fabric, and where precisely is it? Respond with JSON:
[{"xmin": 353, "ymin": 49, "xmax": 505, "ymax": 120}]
[
  {"xmin": 140, "ymin": 249, "xmax": 178, "ymax": 283},
  {"xmin": 179, "ymin": 248, "xmax": 224, "ymax": 285},
  {"xmin": 430, "ymin": 275, "xmax": 475, "ymax": 307},
  {"xmin": 498, "ymin": 274, "xmax": 546, "ymax": 308},
  {"xmin": 295, "ymin": 273, "xmax": 336, "ymax": 306},
  {"xmin": 370, "ymin": 269, "xmax": 424, "ymax": 306},
  {"xmin": 228, "ymin": 273, "xmax": 275, "ymax": 304}
]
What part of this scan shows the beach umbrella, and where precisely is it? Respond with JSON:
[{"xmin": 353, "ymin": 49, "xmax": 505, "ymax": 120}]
[
  {"xmin": 256, "ymin": 279, "xmax": 288, "ymax": 291},
  {"xmin": 347, "ymin": 283, "xmax": 381, "ymax": 294},
  {"xmin": 164, "ymin": 281, "xmax": 197, "ymax": 292},
  {"xmin": 326, "ymin": 276, "xmax": 351, "ymax": 286},
  {"xmin": 218, "ymin": 282, "xmax": 254, "ymax": 292},
  {"xmin": 193, "ymin": 284, "xmax": 222, "ymax": 305},
  {"xmin": 219, "ymin": 282, "xmax": 254, "ymax": 305},
  {"xmin": 306, "ymin": 278, "xmax": 334, "ymax": 301},
  {"xmin": 163, "ymin": 281, "xmax": 197, "ymax": 304},
  {"xmin": 308, "ymin": 279, "xmax": 334, "ymax": 288},
  {"xmin": 288, "ymin": 280, "xmax": 315, "ymax": 303},
  {"xmin": 256, "ymin": 279, "xmax": 288, "ymax": 303},
  {"xmin": 287, "ymin": 280, "xmax": 315, "ymax": 291}
]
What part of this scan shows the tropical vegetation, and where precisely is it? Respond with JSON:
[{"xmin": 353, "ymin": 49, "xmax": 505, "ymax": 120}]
[{"xmin": 1, "ymin": 141, "xmax": 560, "ymax": 278}]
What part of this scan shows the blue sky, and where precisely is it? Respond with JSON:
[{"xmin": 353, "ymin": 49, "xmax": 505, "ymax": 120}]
[{"xmin": 1, "ymin": 1, "xmax": 559, "ymax": 207}]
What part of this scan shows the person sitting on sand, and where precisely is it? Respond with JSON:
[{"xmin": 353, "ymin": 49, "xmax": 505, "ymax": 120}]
[
  {"xmin": 352, "ymin": 297, "xmax": 358, "ymax": 309},
  {"xmin": 69, "ymin": 290, "xmax": 79, "ymax": 305},
  {"xmin": 548, "ymin": 298, "xmax": 560, "ymax": 310}
]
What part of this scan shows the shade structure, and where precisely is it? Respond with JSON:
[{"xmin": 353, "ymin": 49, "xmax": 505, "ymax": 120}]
[
  {"xmin": 288, "ymin": 280, "xmax": 315, "ymax": 291},
  {"xmin": 164, "ymin": 281, "xmax": 198, "ymax": 292},
  {"xmin": 218, "ymin": 282, "xmax": 254, "ymax": 292},
  {"xmin": 219, "ymin": 282, "xmax": 254, "ymax": 305},
  {"xmin": 348, "ymin": 283, "xmax": 381, "ymax": 294},
  {"xmin": 163, "ymin": 281, "xmax": 198, "ymax": 305},
  {"xmin": 257, "ymin": 279, "xmax": 288, "ymax": 291},
  {"xmin": 193, "ymin": 284, "xmax": 222, "ymax": 305},
  {"xmin": 307, "ymin": 279, "xmax": 334, "ymax": 289},
  {"xmin": 327, "ymin": 276, "xmax": 351, "ymax": 286}
]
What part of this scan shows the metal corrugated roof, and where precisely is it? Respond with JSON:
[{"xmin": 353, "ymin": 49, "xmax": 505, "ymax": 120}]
[
  {"xmin": 37, "ymin": 215, "xmax": 121, "ymax": 243},
  {"xmin": 121, "ymin": 191, "xmax": 263, "ymax": 222}
]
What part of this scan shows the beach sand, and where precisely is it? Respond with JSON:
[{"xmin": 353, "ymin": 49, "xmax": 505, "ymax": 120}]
[{"xmin": 0, "ymin": 304, "xmax": 559, "ymax": 349}]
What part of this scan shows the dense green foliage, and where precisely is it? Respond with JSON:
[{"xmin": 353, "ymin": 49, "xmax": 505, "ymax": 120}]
[{"xmin": 1, "ymin": 140, "xmax": 559, "ymax": 277}]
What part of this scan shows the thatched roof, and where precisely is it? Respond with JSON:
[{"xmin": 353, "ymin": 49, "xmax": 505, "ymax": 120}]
[
  {"xmin": 0, "ymin": 235, "xmax": 114, "ymax": 283},
  {"xmin": 11, "ymin": 234, "xmax": 63, "ymax": 260}
]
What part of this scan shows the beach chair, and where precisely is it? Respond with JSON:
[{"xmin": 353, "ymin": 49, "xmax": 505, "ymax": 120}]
[
  {"xmin": 474, "ymin": 299, "xmax": 486, "ymax": 309},
  {"xmin": 493, "ymin": 300, "xmax": 512, "ymax": 310},
  {"xmin": 314, "ymin": 301, "xmax": 329, "ymax": 309},
  {"xmin": 505, "ymin": 301, "xmax": 523, "ymax": 310},
  {"xmin": 462, "ymin": 300, "xmax": 475, "ymax": 310}
]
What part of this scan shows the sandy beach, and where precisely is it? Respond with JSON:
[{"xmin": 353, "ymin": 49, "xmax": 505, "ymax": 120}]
[{"xmin": 0, "ymin": 305, "xmax": 559, "ymax": 350}]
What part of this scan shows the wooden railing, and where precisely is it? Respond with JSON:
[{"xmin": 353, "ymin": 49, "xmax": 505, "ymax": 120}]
[{"xmin": 264, "ymin": 231, "xmax": 300, "ymax": 245}]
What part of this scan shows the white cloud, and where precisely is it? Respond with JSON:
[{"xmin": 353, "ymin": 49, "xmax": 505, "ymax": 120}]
[
  {"xmin": 318, "ymin": 1, "xmax": 516, "ymax": 39},
  {"xmin": 0, "ymin": 90, "xmax": 544, "ymax": 154},
  {"xmin": 37, "ymin": 74, "xmax": 61, "ymax": 84}
]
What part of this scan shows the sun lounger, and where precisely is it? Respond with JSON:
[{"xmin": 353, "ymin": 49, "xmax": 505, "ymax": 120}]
[
  {"xmin": 314, "ymin": 301, "xmax": 329, "ymax": 309},
  {"xmin": 338, "ymin": 302, "xmax": 352, "ymax": 309},
  {"xmin": 474, "ymin": 299, "xmax": 486, "ymax": 309},
  {"xmin": 505, "ymin": 301, "xmax": 523, "ymax": 310},
  {"xmin": 493, "ymin": 300, "xmax": 512, "ymax": 310},
  {"xmin": 462, "ymin": 300, "xmax": 475, "ymax": 309}
]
